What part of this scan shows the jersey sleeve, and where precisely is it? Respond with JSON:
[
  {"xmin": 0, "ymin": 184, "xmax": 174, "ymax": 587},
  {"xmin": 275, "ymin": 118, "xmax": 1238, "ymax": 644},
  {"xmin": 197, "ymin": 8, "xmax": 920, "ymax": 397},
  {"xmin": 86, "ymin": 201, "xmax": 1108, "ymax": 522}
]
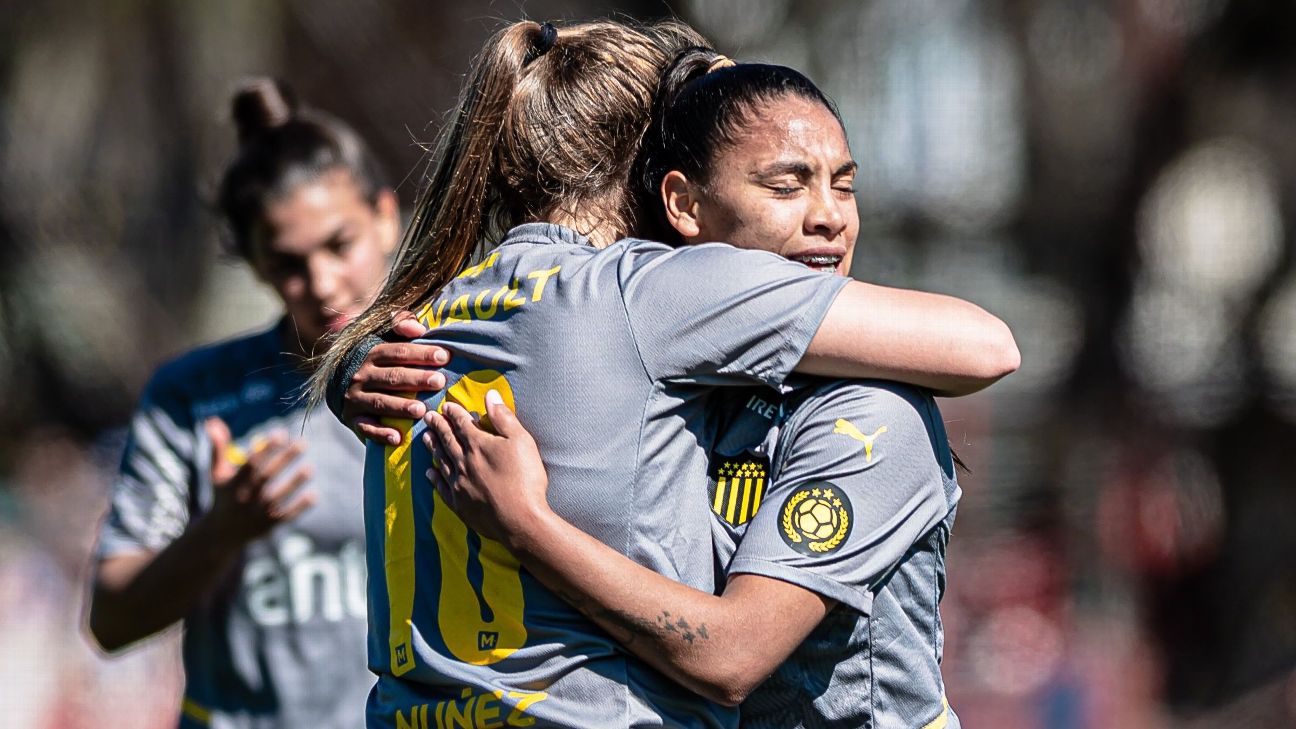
[
  {"xmin": 97, "ymin": 370, "xmax": 198, "ymax": 559},
  {"xmin": 325, "ymin": 333, "xmax": 384, "ymax": 423},
  {"xmin": 618, "ymin": 242, "xmax": 849, "ymax": 387},
  {"xmin": 727, "ymin": 380, "xmax": 951, "ymax": 615}
]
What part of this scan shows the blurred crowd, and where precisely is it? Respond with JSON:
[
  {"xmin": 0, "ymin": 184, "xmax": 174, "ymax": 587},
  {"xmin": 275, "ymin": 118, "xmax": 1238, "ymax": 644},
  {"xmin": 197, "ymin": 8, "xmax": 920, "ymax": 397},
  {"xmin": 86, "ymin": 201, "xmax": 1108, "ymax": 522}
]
[{"xmin": 2, "ymin": 0, "xmax": 1294, "ymax": 726}]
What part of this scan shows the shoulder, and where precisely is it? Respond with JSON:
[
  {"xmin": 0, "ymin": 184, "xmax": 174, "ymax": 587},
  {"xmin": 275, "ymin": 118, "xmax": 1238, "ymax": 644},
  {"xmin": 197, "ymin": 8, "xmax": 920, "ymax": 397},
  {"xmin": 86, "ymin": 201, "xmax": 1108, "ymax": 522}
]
[
  {"xmin": 775, "ymin": 378, "xmax": 944, "ymax": 480},
  {"xmin": 144, "ymin": 324, "xmax": 283, "ymax": 412},
  {"xmin": 784, "ymin": 378, "xmax": 935, "ymax": 435},
  {"xmin": 612, "ymin": 238, "xmax": 789, "ymax": 272}
]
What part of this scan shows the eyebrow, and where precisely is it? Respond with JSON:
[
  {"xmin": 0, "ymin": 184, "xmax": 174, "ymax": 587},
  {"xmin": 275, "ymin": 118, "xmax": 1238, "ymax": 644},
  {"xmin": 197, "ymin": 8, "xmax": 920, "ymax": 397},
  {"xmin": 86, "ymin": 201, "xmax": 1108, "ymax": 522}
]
[
  {"xmin": 751, "ymin": 160, "xmax": 859, "ymax": 179},
  {"xmin": 752, "ymin": 161, "xmax": 813, "ymax": 179}
]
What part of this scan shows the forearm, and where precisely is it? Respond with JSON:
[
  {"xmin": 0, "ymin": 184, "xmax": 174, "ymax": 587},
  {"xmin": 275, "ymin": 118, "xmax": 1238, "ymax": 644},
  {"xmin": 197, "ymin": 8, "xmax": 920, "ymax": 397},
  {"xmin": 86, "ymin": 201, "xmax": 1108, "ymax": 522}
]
[
  {"xmin": 506, "ymin": 510, "xmax": 806, "ymax": 706},
  {"xmin": 801, "ymin": 282, "xmax": 1020, "ymax": 396},
  {"xmin": 90, "ymin": 515, "xmax": 244, "ymax": 651}
]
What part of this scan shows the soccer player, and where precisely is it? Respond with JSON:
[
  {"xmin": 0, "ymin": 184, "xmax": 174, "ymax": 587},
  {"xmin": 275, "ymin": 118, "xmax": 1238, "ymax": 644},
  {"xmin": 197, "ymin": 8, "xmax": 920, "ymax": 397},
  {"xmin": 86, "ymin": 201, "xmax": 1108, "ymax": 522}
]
[
  {"xmin": 425, "ymin": 54, "xmax": 964, "ymax": 729},
  {"xmin": 312, "ymin": 20, "xmax": 1014, "ymax": 729},
  {"xmin": 88, "ymin": 79, "xmax": 399, "ymax": 728}
]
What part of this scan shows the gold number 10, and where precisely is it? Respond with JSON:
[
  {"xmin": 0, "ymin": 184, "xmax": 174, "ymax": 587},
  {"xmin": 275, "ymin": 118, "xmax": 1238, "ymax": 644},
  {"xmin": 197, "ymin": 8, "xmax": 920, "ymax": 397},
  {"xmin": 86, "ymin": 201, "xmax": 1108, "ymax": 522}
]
[{"xmin": 384, "ymin": 370, "xmax": 528, "ymax": 673}]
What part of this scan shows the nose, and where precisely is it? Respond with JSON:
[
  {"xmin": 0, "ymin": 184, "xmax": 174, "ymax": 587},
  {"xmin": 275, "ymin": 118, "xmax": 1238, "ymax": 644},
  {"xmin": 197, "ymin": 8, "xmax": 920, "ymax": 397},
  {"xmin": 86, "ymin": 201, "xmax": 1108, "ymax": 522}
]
[
  {"xmin": 306, "ymin": 252, "xmax": 341, "ymax": 303},
  {"xmin": 805, "ymin": 184, "xmax": 847, "ymax": 239}
]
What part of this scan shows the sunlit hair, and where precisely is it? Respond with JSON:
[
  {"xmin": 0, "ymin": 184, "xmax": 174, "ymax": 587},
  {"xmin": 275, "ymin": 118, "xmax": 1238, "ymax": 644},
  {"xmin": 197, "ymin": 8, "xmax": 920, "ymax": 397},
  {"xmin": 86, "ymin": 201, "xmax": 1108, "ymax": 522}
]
[
  {"xmin": 217, "ymin": 77, "xmax": 386, "ymax": 260},
  {"xmin": 308, "ymin": 18, "xmax": 707, "ymax": 404},
  {"xmin": 632, "ymin": 49, "xmax": 843, "ymax": 244}
]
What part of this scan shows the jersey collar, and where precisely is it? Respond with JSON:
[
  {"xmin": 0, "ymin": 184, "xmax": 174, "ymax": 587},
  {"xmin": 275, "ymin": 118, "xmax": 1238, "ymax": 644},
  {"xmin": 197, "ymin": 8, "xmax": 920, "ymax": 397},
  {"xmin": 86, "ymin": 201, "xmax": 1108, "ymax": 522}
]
[{"xmin": 501, "ymin": 222, "xmax": 594, "ymax": 248}]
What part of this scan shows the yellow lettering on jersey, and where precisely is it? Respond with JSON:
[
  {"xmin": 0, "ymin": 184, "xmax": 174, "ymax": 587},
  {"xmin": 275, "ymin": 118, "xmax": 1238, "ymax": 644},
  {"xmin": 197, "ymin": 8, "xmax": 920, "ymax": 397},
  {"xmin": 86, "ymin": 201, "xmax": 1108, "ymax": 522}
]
[
  {"xmin": 448, "ymin": 294, "xmax": 472, "ymax": 323},
  {"xmin": 526, "ymin": 266, "xmax": 561, "ymax": 302},
  {"xmin": 476, "ymin": 690, "xmax": 504, "ymax": 728},
  {"xmin": 383, "ymin": 411, "xmax": 418, "ymax": 676},
  {"xmin": 395, "ymin": 690, "xmax": 545, "ymax": 729},
  {"xmin": 444, "ymin": 690, "xmax": 475, "ymax": 729},
  {"xmin": 456, "ymin": 252, "xmax": 500, "ymax": 279},
  {"xmin": 502, "ymin": 282, "xmax": 526, "ymax": 311},
  {"xmin": 506, "ymin": 691, "xmax": 548, "ymax": 726},
  {"xmin": 422, "ymin": 299, "xmax": 449, "ymax": 330},
  {"xmin": 396, "ymin": 707, "xmax": 420, "ymax": 729},
  {"xmin": 474, "ymin": 288, "xmax": 504, "ymax": 320}
]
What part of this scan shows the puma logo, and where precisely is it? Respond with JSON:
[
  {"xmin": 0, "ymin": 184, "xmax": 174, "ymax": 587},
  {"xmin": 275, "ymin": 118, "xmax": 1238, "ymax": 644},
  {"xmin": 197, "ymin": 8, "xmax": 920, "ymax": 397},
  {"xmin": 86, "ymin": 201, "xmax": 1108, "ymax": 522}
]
[{"xmin": 833, "ymin": 419, "xmax": 888, "ymax": 462}]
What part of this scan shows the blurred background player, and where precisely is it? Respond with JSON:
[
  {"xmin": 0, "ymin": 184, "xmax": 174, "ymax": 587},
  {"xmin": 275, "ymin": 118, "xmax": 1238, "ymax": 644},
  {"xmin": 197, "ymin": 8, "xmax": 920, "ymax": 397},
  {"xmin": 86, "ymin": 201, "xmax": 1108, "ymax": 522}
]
[{"xmin": 87, "ymin": 78, "xmax": 399, "ymax": 729}]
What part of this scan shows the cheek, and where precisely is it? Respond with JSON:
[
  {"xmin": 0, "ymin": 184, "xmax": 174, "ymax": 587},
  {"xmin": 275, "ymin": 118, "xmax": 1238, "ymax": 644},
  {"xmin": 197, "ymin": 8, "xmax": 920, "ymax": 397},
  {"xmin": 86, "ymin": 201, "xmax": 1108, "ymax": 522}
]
[
  {"xmin": 710, "ymin": 200, "xmax": 786, "ymax": 250},
  {"xmin": 341, "ymin": 240, "xmax": 393, "ymax": 293},
  {"xmin": 272, "ymin": 275, "xmax": 308, "ymax": 306}
]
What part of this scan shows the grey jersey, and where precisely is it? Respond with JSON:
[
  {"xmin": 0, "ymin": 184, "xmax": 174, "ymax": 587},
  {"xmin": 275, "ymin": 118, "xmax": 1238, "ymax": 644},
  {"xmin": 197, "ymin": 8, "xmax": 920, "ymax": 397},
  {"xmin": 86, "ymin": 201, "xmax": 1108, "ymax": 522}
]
[
  {"xmin": 359, "ymin": 223, "xmax": 847, "ymax": 729},
  {"xmin": 97, "ymin": 322, "xmax": 371, "ymax": 729},
  {"xmin": 705, "ymin": 379, "xmax": 960, "ymax": 729}
]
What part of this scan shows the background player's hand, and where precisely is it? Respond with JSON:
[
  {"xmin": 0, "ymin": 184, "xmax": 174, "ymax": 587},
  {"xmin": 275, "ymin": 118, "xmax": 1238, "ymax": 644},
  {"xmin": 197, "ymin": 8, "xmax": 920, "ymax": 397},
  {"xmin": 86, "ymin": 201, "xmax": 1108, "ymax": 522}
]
[
  {"xmin": 422, "ymin": 391, "xmax": 550, "ymax": 546},
  {"xmin": 343, "ymin": 310, "xmax": 451, "ymax": 445},
  {"xmin": 203, "ymin": 417, "xmax": 317, "ymax": 544}
]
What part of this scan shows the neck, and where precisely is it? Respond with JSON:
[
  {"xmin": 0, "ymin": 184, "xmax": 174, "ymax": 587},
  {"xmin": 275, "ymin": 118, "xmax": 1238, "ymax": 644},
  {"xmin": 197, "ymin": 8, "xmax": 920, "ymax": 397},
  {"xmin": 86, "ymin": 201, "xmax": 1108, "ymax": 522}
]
[
  {"xmin": 277, "ymin": 318, "xmax": 325, "ymax": 369},
  {"xmin": 547, "ymin": 208, "xmax": 620, "ymax": 248}
]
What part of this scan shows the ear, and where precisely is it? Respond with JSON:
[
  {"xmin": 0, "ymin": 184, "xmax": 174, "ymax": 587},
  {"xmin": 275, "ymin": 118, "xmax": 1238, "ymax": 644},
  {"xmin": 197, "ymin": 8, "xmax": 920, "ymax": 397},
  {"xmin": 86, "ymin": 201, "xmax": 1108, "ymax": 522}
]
[
  {"xmin": 661, "ymin": 171, "xmax": 703, "ymax": 241},
  {"xmin": 374, "ymin": 188, "xmax": 400, "ymax": 255}
]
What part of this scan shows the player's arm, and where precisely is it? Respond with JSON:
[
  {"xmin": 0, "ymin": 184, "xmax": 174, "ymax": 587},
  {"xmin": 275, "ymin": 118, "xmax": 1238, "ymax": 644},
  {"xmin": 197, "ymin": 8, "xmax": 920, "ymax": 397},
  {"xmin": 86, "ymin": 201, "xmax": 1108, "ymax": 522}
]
[
  {"xmin": 424, "ymin": 396, "xmax": 826, "ymax": 705},
  {"xmin": 799, "ymin": 280, "xmax": 1019, "ymax": 396},
  {"xmin": 622, "ymin": 245, "xmax": 1018, "ymax": 398},
  {"xmin": 90, "ymin": 419, "xmax": 315, "ymax": 652}
]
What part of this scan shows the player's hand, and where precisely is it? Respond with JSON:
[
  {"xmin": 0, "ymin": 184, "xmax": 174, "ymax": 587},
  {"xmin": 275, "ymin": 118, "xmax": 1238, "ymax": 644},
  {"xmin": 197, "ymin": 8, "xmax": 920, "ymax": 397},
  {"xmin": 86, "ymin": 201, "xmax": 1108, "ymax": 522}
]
[
  {"xmin": 202, "ymin": 417, "xmax": 317, "ymax": 545},
  {"xmin": 343, "ymin": 311, "xmax": 451, "ymax": 445},
  {"xmin": 422, "ymin": 391, "xmax": 550, "ymax": 546}
]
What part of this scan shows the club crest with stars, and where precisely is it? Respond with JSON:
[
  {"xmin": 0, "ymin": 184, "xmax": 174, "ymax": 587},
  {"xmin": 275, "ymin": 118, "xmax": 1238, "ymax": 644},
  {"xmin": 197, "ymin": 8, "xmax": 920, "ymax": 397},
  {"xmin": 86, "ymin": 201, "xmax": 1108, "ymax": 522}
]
[
  {"xmin": 708, "ymin": 451, "xmax": 770, "ymax": 527},
  {"xmin": 779, "ymin": 482, "xmax": 853, "ymax": 555}
]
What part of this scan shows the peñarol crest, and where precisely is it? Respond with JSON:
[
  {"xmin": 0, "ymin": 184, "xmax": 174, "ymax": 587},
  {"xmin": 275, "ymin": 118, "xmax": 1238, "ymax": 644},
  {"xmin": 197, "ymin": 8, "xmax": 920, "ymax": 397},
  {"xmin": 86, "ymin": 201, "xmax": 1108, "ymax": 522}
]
[
  {"xmin": 709, "ymin": 452, "xmax": 770, "ymax": 526},
  {"xmin": 779, "ymin": 482, "xmax": 853, "ymax": 555}
]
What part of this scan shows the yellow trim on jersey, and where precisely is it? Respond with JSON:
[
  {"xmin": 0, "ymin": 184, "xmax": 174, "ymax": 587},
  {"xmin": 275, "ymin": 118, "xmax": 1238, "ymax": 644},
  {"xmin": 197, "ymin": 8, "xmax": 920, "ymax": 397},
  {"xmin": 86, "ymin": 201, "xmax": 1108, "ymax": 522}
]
[
  {"xmin": 180, "ymin": 697, "xmax": 212, "ymax": 725},
  {"xmin": 384, "ymin": 410, "xmax": 418, "ymax": 676},
  {"xmin": 920, "ymin": 695, "xmax": 951, "ymax": 729}
]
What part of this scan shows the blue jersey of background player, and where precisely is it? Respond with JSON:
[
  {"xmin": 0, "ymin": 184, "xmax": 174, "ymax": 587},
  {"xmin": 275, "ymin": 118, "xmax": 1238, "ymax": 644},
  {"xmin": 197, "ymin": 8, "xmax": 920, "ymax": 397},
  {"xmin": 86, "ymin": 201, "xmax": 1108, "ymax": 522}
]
[{"xmin": 89, "ymin": 79, "xmax": 399, "ymax": 729}]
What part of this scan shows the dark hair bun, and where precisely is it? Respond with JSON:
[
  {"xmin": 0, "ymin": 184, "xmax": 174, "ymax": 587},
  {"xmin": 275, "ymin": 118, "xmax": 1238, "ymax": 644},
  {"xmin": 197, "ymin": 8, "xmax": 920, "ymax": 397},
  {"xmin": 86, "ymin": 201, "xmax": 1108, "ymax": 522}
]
[{"xmin": 231, "ymin": 78, "xmax": 299, "ymax": 144}]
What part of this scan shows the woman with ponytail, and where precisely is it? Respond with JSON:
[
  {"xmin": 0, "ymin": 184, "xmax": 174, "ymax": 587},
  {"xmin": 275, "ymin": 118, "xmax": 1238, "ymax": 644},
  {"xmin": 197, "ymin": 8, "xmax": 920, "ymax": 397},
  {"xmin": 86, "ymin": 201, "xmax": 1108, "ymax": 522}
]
[
  {"xmin": 88, "ymin": 79, "xmax": 398, "ymax": 729},
  {"xmin": 426, "ymin": 52, "xmax": 967, "ymax": 729},
  {"xmin": 312, "ymin": 19, "xmax": 1013, "ymax": 729}
]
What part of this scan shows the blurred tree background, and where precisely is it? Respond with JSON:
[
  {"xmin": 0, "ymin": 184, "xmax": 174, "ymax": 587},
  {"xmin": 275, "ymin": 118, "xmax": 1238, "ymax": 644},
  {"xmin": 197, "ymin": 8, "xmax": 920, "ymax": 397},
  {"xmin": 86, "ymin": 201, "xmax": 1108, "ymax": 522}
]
[{"xmin": 1, "ymin": 0, "xmax": 1294, "ymax": 726}]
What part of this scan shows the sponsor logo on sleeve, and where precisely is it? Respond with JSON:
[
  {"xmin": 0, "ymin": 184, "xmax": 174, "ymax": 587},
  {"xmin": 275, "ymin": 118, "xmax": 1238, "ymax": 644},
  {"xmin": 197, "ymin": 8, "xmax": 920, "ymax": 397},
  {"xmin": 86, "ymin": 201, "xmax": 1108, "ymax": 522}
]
[
  {"xmin": 779, "ymin": 483, "xmax": 853, "ymax": 555},
  {"xmin": 832, "ymin": 419, "xmax": 888, "ymax": 462}
]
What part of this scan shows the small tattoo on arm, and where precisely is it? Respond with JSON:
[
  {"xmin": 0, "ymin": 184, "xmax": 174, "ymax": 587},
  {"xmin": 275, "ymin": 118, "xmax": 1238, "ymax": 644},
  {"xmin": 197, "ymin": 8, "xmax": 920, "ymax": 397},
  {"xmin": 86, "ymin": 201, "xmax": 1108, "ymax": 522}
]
[{"xmin": 555, "ymin": 591, "xmax": 711, "ymax": 649}]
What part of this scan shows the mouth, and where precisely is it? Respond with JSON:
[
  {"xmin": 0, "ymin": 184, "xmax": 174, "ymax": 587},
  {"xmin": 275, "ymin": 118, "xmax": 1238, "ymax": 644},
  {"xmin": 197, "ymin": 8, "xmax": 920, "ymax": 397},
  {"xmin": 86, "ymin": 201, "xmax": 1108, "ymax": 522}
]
[
  {"xmin": 323, "ymin": 311, "xmax": 355, "ymax": 333},
  {"xmin": 789, "ymin": 252, "xmax": 845, "ymax": 274}
]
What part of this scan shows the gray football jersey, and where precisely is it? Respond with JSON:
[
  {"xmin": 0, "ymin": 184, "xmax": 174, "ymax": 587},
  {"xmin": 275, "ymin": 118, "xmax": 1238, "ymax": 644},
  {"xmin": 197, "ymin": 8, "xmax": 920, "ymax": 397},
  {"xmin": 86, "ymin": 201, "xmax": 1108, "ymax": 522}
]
[
  {"xmin": 97, "ymin": 322, "xmax": 371, "ymax": 729},
  {"xmin": 359, "ymin": 223, "xmax": 848, "ymax": 729},
  {"xmin": 705, "ymin": 379, "xmax": 960, "ymax": 729}
]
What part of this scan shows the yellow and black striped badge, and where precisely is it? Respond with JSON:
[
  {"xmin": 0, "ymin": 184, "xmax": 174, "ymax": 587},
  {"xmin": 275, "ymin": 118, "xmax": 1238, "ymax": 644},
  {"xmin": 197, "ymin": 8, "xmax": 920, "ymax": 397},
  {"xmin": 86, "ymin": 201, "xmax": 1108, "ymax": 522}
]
[{"xmin": 709, "ymin": 453, "xmax": 769, "ymax": 526}]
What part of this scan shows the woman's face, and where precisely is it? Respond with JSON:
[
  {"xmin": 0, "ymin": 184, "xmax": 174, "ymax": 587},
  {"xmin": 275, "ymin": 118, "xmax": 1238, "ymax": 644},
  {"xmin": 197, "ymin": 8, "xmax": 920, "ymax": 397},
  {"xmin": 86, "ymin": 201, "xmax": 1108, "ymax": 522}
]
[
  {"xmin": 667, "ymin": 95, "xmax": 859, "ymax": 275},
  {"xmin": 249, "ymin": 170, "xmax": 399, "ymax": 347}
]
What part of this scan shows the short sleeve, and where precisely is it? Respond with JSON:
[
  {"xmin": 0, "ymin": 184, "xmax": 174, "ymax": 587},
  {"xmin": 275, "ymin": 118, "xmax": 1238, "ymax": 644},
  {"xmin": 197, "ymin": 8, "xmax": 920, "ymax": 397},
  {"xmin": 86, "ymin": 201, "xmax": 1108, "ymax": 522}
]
[
  {"xmin": 325, "ymin": 333, "xmax": 384, "ymax": 423},
  {"xmin": 97, "ymin": 372, "xmax": 198, "ymax": 559},
  {"xmin": 618, "ymin": 242, "xmax": 849, "ymax": 387},
  {"xmin": 727, "ymin": 380, "xmax": 951, "ymax": 615}
]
